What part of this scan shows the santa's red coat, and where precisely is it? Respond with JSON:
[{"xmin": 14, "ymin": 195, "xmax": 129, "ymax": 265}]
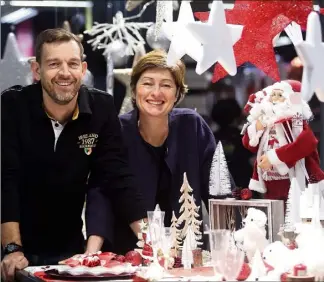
[{"xmin": 242, "ymin": 120, "xmax": 324, "ymax": 201}]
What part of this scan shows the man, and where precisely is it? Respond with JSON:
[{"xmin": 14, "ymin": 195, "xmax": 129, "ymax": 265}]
[
  {"xmin": 1, "ymin": 28, "xmax": 146, "ymax": 281},
  {"xmin": 242, "ymin": 80, "xmax": 324, "ymax": 201}
]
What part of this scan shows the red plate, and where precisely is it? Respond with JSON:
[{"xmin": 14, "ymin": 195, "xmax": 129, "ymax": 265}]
[{"xmin": 44, "ymin": 269, "xmax": 134, "ymax": 280}]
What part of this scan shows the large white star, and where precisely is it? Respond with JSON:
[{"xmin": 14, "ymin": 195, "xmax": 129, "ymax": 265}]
[
  {"xmin": 293, "ymin": 12, "xmax": 324, "ymax": 102},
  {"xmin": 0, "ymin": 33, "xmax": 33, "ymax": 93},
  {"xmin": 186, "ymin": 0, "xmax": 243, "ymax": 76},
  {"xmin": 162, "ymin": 1, "xmax": 202, "ymax": 66}
]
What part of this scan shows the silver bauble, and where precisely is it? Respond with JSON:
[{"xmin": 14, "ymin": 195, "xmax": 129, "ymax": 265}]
[
  {"xmin": 146, "ymin": 24, "xmax": 170, "ymax": 51},
  {"xmin": 104, "ymin": 40, "xmax": 129, "ymax": 67}
]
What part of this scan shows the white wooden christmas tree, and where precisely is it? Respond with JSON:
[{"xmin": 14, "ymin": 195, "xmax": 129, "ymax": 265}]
[
  {"xmin": 170, "ymin": 211, "xmax": 182, "ymax": 252},
  {"xmin": 186, "ymin": 195, "xmax": 203, "ymax": 245},
  {"xmin": 209, "ymin": 141, "xmax": 232, "ymax": 197},
  {"xmin": 284, "ymin": 178, "xmax": 301, "ymax": 231},
  {"xmin": 181, "ymin": 225, "xmax": 195, "ymax": 269},
  {"xmin": 178, "ymin": 173, "xmax": 193, "ymax": 235}
]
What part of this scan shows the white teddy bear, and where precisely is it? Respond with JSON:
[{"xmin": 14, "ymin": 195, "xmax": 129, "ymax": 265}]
[
  {"xmin": 262, "ymin": 241, "xmax": 302, "ymax": 274},
  {"xmin": 233, "ymin": 208, "xmax": 269, "ymax": 262}
]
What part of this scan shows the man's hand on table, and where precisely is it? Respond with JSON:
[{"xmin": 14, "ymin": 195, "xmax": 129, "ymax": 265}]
[
  {"xmin": 59, "ymin": 235, "xmax": 104, "ymax": 265},
  {"xmin": 1, "ymin": 252, "xmax": 28, "ymax": 282}
]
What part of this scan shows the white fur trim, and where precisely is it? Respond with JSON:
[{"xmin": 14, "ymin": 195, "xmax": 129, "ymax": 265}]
[
  {"xmin": 249, "ymin": 178, "xmax": 267, "ymax": 193},
  {"xmin": 248, "ymin": 120, "xmax": 263, "ymax": 146},
  {"xmin": 272, "ymin": 81, "xmax": 294, "ymax": 98},
  {"xmin": 255, "ymin": 91, "xmax": 266, "ymax": 102},
  {"xmin": 247, "ymin": 121, "xmax": 257, "ymax": 138},
  {"xmin": 263, "ymin": 85, "xmax": 274, "ymax": 96},
  {"xmin": 266, "ymin": 149, "xmax": 290, "ymax": 175}
]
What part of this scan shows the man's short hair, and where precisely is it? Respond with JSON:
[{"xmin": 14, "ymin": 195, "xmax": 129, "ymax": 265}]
[{"xmin": 35, "ymin": 28, "xmax": 84, "ymax": 63}]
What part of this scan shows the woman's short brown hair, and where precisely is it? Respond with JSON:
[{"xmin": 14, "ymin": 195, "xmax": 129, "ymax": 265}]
[
  {"xmin": 35, "ymin": 28, "xmax": 84, "ymax": 63},
  {"xmin": 130, "ymin": 49, "xmax": 188, "ymax": 106}
]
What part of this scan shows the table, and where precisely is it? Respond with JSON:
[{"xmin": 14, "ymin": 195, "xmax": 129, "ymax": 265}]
[{"xmin": 16, "ymin": 266, "xmax": 220, "ymax": 282}]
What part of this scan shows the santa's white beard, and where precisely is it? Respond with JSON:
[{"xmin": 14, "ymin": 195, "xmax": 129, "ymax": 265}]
[
  {"xmin": 272, "ymin": 101, "xmax": 295, "ymax": 120},
  {"xmin": 247, "ymin": 100, "xmax": 294, "ymax": 125}
]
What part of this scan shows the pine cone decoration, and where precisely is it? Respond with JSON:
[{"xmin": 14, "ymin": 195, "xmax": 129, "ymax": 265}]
[{"xmin": 173, "ymin": 256, "xmax": 182, "ymax": 268}]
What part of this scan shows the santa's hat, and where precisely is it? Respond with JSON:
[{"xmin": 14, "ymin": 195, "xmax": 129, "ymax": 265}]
[{"xmin": 271, "ymin": 81, "xmax": 294, "ymax": 98}]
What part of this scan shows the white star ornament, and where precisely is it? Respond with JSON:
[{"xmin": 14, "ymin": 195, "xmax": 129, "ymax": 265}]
[
  {"xmin": 185, "ymin": 0, "xmax": 243, "ymax": 76},
  {"xmin": 299, "ymin": 12, "xmax": 324, "ymax": 102},
  {"xmin": 162, "ymin": 1, "xmax": 203, "ymax": 66},
  {"xmin": 0, "ymin": 33, "xmax": 33, "ymax": 92}
]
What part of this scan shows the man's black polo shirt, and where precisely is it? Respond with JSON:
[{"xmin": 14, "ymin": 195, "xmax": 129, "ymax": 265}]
[{"xmin": 1, "ymin": 82, "xmax": 146, "ymax": 255}]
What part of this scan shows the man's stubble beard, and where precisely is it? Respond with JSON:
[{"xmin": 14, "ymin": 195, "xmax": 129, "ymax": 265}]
[{"xmin": 42, "ymin": 80, "xmax": 80, "ymax": 105}]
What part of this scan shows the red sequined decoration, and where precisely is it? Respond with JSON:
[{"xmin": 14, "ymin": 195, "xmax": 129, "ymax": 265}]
[{"xmin": 195, "ymin": 1, "xmax": 314, "ymax": 83}]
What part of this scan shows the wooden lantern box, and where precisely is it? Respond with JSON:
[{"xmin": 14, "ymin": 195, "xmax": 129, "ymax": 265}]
[{"xmin": 209, "ymin": 198, "xmax": 285, "ymax": 242}]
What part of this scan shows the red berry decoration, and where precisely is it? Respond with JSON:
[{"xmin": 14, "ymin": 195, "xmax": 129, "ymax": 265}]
[
  {"xmin": 240, "ymin": 188, "xmax": 252, "ymax": 200},
  {"xmin": 281, "ymin": 272, "xmax": 289, "ymax": 282},
  {"xmin": 142, "ymin": 244, "xmax": 153, "ymax": 257},
  {"xmin": 115, "ymin": 255, "xmax": 126, "ymax": 262},
  {"xmin": 125, "ymin": 251, "xmax": 142, "ymax": 266}
]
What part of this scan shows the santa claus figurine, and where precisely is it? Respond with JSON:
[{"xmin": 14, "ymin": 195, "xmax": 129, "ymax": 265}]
[{"xmin": 242, "ymin": 80, "xmax": 324, "ymax": 202}]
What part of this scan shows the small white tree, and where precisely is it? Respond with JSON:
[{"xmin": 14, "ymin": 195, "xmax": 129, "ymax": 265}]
[
  {"xmin": 284, "ymin": 178, "xmax": 301, "ymax": 231},
  {"xmin": 209, "ymin": 141, "xmax": 232, "ymax": 196},
  {"xmin": 170, "ymin": 211, "xmax": 182, "ymax": 252},
  {"xmin": 178, "ymin": 173, "xmax": 193, "ymax": 234}
]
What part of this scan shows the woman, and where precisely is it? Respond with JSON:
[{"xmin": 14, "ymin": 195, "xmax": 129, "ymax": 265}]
[{"xmin": 113, "ymin": 50, "xmax": 233, "ymax": 254}]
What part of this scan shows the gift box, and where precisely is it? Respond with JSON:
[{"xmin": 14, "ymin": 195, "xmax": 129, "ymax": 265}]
[{"xmin": 209, "ymin": 199, "xmax": 284, "ymax": 242}]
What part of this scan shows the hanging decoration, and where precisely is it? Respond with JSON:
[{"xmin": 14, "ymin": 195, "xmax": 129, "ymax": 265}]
[
  {"xmin": 195, "ymin": 0, "xmax": 315, "ymax": 83},
  {"xmin": 106, "ymin": 52, "xmax": 114, "ymax": 95},
  {"xmin": 154, "ymin": 0, "xmax": 173, "ymax": 39},
  {"xmin": 146, "ymin": 24, "xmax": 170, "ymax": 50},
  {"xmin": 162, "ymin": 1, "xmax": 202, "ymax": 66},
  {"xmin": 186, "ymin": 0, "xmax": 243, "ymax": 76},
  {"xmin": 285, "ymin": 13, "xmax": 324, "ymax": 103},
  {"xmin": 0, "ymin": 33, "xmax": 33, "ymax": 93},
  {"xmin": 126, "ymin": 0, "xmax": 179, "ymax": 12},
  {"xmin": 84, "ymin": 1, "xmax": 154, "ymax": 59},
  {"xmin": 114, "ymin": 44, "xmax": 146, "ymax": 115}
]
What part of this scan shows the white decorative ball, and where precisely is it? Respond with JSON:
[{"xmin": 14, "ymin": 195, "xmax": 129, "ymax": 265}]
[
  {"xmin": 146, "ymin": 24, "xmax": 170, "ymax": 51},
  {"xmin": 104, "ymin": 40, "xmax": 129, "ymax": 67}
]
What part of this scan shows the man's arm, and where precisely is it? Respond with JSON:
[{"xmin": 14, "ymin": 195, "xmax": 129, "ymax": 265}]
[
  {"xmin": 1, "ymin": 91, "xmax": 22, "ymax": 246},
  {"xmin": 1, "ymin": 90, "xmax": 28, "ymax": 281},
  {"xmin": 88, "ymin": 95, "xmax": 147, "ymax": 240},
  {"xmin": 1, "ymin": 223, "xmax": 22, "ymax": 247},
  {"xmin": 85, "ymin": 187, "xmax": 115, "ymax": 253}
]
